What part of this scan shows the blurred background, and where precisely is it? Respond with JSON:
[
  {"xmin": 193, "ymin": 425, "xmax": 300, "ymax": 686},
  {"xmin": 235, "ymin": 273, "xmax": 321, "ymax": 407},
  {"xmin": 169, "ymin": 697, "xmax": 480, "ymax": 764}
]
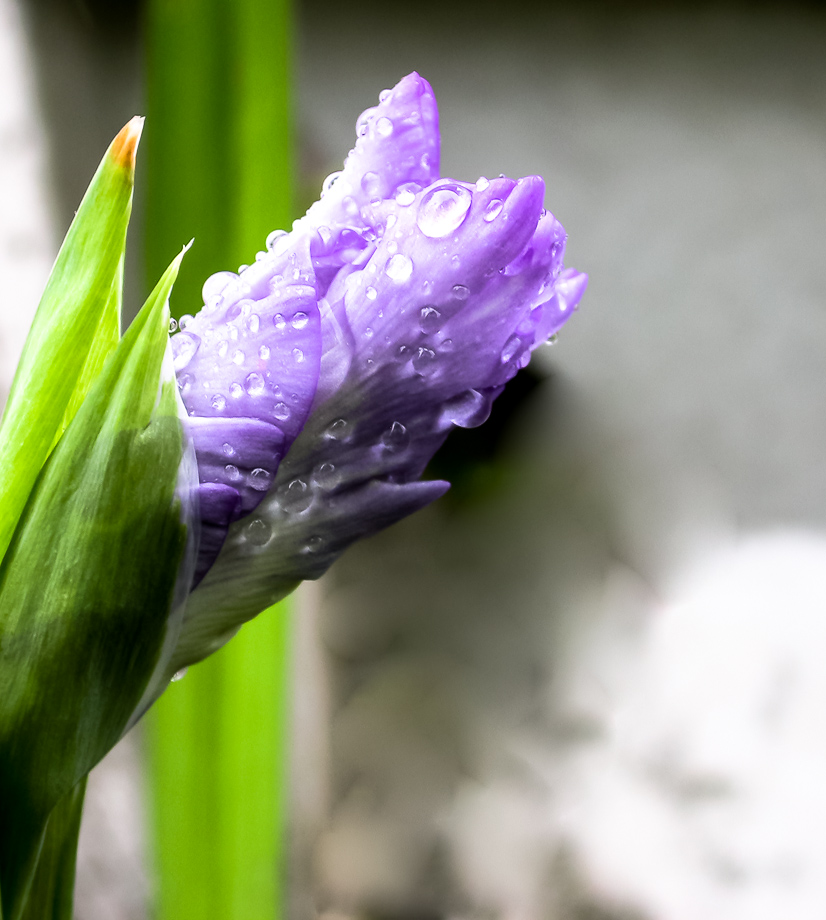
[{"xmin": 4, "ymin": 0, "xmax": 826, "ymax": 917}]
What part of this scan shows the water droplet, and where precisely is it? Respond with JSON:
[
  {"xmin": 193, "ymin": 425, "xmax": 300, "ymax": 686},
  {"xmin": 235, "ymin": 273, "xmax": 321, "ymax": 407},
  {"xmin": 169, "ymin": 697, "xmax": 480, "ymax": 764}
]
[
  {"xmin": 385, "ymin": 253, "xmax": 413, "ymax": 283},
  {"xmin": 450, "ymin": 254, "xmax": 461, "ymax": 269},
  {"xmin": 324, "ymin": 418, "xmax": 349, "ymax": 440},
  {"xmin": 232, "ymin": 349, "xmax": 245, "ymax": 365},
  {"xmin": 291, "ymin": 312, "xmax": 309, "ymax": 330},
  {"xmin": 230, "ymin": 382, "xmax": 243, "ymax": 399},
  {"xmin": 225, "ymin": 464, "xmax": 241, "ymax": 481},
  {"xmin": 379, "ymin": 88, "xmax": 392, "ymax": 102},
  {"xmin": 451, "ymin": 284, "xmax": 470, "ymax": 302},
  {"xmin": 386, "ymin": 240, "xmax": 398, "ymax": 254},
  {"xmin": 168, "ymin": 317, "xmax": 178, "ymax": 333},
  {"xmin": 179, "ymin": 314, "xmax": 193, "ymax": 330},
  {"xmin": 217, "ymin": 340, "xmax": 228, "ymax": 358},
  {"xmin": 171, "ymin": 332, "xmax": 201, "ymax": 371},
  {"xmin": 249, "ymin": 468, "xmax": 271, "ymax": 491},
  {"xmin": 395, "ymin": 186, "xmax": 416, "ymax": 206},
  {"xmin": 440, "ymin": 338, "xmax": 454, "ymax": 352},
  {"xmin": 222, "ymin": 442, "xmax": 234, "ymax": 457},
  {"xmin": 366, "ymin": 286, "xmax": 378, "ymax": 301},
  {"xmin": 246, "ymin": 518, "xmax": 272, "ymax": 545},
  {"xmin": 413, "ymin": 346, "xmax": 437, "ymax": 373},
  {"xmin": 475, "ymin": 176, "xmax": 491, "ymax": 191},
  {"xmin": 255, "ymin": 250, "xmax": 267, "ymax": 262},
  {"xmin": 293, "ymin": 347, "xmax": 305, "ymax": 363},
  {"xmin": 177, "ymin": 373, "xmax": 193, "ymax": 394},
  {"xmin": 211, "ymin": 394, "xmax": 226, "ymax": 411},
  {"xmin": 417, "ymin": 184, "xmax": 472, "ymax": 238},
  {"xmin": 259, "ymin": 344, "xmax": 270, "ymax": 360},
  {"xmin": 245, "ymin": 372, "xmax": 265, "ymax": 395},
  {"xmin": 394, "ymin": 344, "xmax": 413, "ymax": 363},
  {"xmin": 484, "ymin": 198, "xmax": 504, "ymax": 222},
  {"xmin": 172, "ymin": 667, "xmax": 188, "ymax": 682},
  {"xmin": 544, "ymin": 333, "xmax": 559, "ymax": 347},
  {"xmin": 364, "ymin": 327, "xmax": 374, "ymax": 339},
  {"xmin": 381, "ymin": 421, "xmax": 410, "ymax": 452},
  {"xmin": 321, "ymin": 171, "xmax": 342, "ymax": 195},
  {"xmin": 266, "ymin": 229, "xmax": 287, "ymax": 251},
  {"xmin": 304, "ymin": 535, "xmax": 324, "ymax": 553},
  {"xmin": 500, "ymin": 335, "xmax": 521, "ymax": 364},
  {"xmin": 282, "ymin": 478, "xmax": 312, "ymax": 513},
  {"xmin": 247, "ymin": 314, "xmax": 260, "ymax": 334},
  {"xmin": 274, "ymin": 313, "xmax": 286, "ymax": 330},
  {"xmin": 312, "ymin": 462, "xmax": 340, "ymax": 489},
  {"xmin": 362, "ymin": 171, "xmax": 382, "ymax": 198},
  {"xmin": 238, "ymin": 264, "xmax": 249, "ymax": 273},
  {"xmin": 440, "ymin": 389, "xmax": 490, "ymax": 428},
  {"xmin": 273, "ymin": 402, "xmax": 290, "ymax": 421},
  {"xmin": 419, "ymin": 306, "xmax": 442, "ymax": 334}
]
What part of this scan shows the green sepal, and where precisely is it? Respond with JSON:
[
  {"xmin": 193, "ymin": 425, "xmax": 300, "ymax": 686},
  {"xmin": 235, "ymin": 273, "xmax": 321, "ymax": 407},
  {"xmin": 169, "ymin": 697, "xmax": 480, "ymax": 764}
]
[
  {"xmin": 0, "ymin": 119, "xmax": 141, "ymax": 566},
  {"xmin": 0, "ymin": 249, "xmax": 190, "ymax": 920}
]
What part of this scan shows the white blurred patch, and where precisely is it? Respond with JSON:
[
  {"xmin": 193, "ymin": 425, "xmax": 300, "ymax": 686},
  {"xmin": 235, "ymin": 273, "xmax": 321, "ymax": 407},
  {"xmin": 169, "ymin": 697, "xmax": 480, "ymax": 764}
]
[
  {"xmin": 566, "ymin": 532, "xmax": 826, "ymax": 920},
  {"xmin": 0, "ymin": 0, "xmax": 55, "ymax": 410}
]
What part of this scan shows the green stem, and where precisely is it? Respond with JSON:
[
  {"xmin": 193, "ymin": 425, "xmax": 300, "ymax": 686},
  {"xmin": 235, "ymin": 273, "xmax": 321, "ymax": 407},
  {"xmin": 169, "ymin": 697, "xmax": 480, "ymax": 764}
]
[{"xmin": 144, "ymin": 0, "xmax": 295, "ymax": 917}]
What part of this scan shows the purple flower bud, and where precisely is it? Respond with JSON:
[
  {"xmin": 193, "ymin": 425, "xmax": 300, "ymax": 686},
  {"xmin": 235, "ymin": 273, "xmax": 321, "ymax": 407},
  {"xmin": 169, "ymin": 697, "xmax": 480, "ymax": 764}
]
[{"xmin": 169, "ymin": 73, "xmax": 586, "ymax": 655}]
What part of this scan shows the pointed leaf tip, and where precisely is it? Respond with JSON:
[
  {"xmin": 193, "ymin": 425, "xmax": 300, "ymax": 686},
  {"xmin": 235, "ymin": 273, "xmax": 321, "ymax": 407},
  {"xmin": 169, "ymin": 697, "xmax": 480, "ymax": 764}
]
[{"xmin": 110, "ymin": 116, "xmax": 144, "ymax": 172}]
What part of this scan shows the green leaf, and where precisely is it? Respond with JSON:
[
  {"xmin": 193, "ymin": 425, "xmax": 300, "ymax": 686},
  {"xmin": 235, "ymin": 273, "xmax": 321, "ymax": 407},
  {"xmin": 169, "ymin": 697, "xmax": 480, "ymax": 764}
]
[
  {"xmin": 0, "ymin": 119, "xmax": 140, "ymax": 566},
  {"xmin": 0, "ymin": 250, "xmax": 189, "ymax": 920}
]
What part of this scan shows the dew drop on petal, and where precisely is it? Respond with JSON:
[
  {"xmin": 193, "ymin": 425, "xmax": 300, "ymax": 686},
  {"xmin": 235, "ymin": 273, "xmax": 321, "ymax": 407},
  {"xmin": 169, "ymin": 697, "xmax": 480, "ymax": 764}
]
[
  {"xmin": 413, "ymin": 346, "xmax": 437, "ymax": 373},
  {"xmin": 245, "ymin": 372, "xmax": 265, "ymax": 395},
  {"xmin": 266, "ymin": 229, "xmax": 287, "ymax": 251},
  {"xmin": 171, "ymin": 332, "xmax": 201, "ymax": 371},
  {"xmin": 451, "ymin": 284, "xmax": 470, "ymax": 302},
  {"xmin": 211, "ymin": 394, "xmax": 227, "ymax": 411},
  {"xmin": 274, "ymin": 402, "xmax": 290, "ymax": 421},
  {"xmin": 247, "ymin": 314, "xmax": 260, "ymax": 334},
  {"xmin": 293, "ymin": 347, "xmax": 305, "ymax": 363},
  {"xmin": 385, "ymin": 253, "xmax": 413, "ymax": 283},
  {"xmin": 440, "ymin": 389, "xmax": 490, "ymax": 428},
  {"xmin": 500, "ymin": 335, "xmax": 521, "ymax": 364},
  {"xmin": 249, "ymin": 468, "xmax": 271, "ymax": 491},
  {"xmin": 324, "ymin": 418, "xmax": 349, "ymax": 440},
  {"xmin": 291, "ymin": 312, "xmax": 309, "ymax": 330},
  {"xmin": 233, "ymin": 349, "xmax": 245, "ymax": 365},
  {"xmin": 177, "ymin": 374, "xmax": 193, "ymax": 394},
  {"xmin": 179, "ymin": 314, "xmax": 193, "ymax": 330},
  {"xmin": 395, "ymin": 186, "xmax": 416, "ymax": 207},
  {"xmin": 321, "ymin": 171, "xmax": 342, "ymax": 195},
  {"xmin": 217, "ymin": 340, "xmax": 228, "ymax": 358},
  {"xmin": 230, "ymin": 382, "xmax": 243, "ymax": 399},
  {"xmin": 304, "ymin": 535, "xmax": 324, "ymax": 554},
  {"xmin": 484, "ymin": 199, "xmax": 504, "ymax": 222},
  {"xmin": 168, "ymin": 317, "xmax": 178, "ymax": 333},
  {"xmin": 172, "ymin": 667, "xmax": 188, "ymax": 682},
  {"xmin": 381, "ymin": 421, "xmax": 410, "ymax": 452},
  {"xmin": 312, "ymin": 462, "xmax": 340, "ymax": 489},
  {"xmin": 222, "ymin": 442, "xmax": 234, "ymax": 457},
  {"xmin": 274, "ymin": 313, "xmax": 286, "ymax": 330},
  {"xmin": 440, "ymin": 338, "xmax": 454, "ymax": 352},
  {"xmin": 379, "ymin": 88, "xmax": 392, "ymax": 102},
  {"xmin": 246, "ymin": 518, "xmax": 271, "ymax": 545},
  {"xmin": 282, "ymin": 478, "xmax": 312, "ymax": 513},
  {"xmin": 417, "ymin": 185, "xmax": 472, "ymax": 238},
  {"xmin": 375, "ymin": 116, "xmax": 393, "ymax": 137},
  {"xmin": 362, "ymin": 171, "xmax": 382, "ymax": 197},
  {"xmin": 366, "ymin": 286, "xmax": 378, "ymax": 301},
  {"xmin": 475, "ymin": 176, "xmax": 491, "ymax": 191},
  {"xmin": 259, "ymin": 344, "xmax": 270, "ymax": 360},
  {"xmin": 419, "ymin": 306, "xmax": 442, "ymax": 334},
  {"xmin": 225, "ymin": 464, "xmax": 241, "ymax": 481}
]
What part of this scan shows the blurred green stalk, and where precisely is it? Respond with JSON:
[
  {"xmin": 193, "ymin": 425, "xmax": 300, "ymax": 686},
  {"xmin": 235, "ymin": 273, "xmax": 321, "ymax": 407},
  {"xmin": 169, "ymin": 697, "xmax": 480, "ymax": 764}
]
[{"xmin": 143, "ymin": 1, "xmax": 295, "ymax": 918}]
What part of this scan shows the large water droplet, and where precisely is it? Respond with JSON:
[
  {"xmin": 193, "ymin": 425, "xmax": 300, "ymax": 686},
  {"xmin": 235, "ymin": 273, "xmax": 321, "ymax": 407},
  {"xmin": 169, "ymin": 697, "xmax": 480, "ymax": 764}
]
[
  {"xmin": 171, "ymin": 332, "xmax": 201, "ymax": 371},
  {"xmin": 274, "ymin": 402, "xmax": 290, "ymax": 421},
  {"xmin": 385, "ymin": 254, "xmax": 413, "ymax": 283},
  {"xmin": 168, "ymin": 317, "xmax": 178, "ymax": 333},
  {"xmin": 381, "ymin": 421, "xmax": 410, "ymax": 452},
  {"xmin": 419, "ymin": 306, "xmax": 442, "ymax": 334},
  {"xmin": 233, "ymin": 349, "xmax": 245, "ymax": 366},
  {"xmin": 291, "ymin": 312, "xmax": 309, "ymax": 330},
  {"xmin": 321, "ymin": 171, "xmax": 342, "ymax": 196},
  {"xmin": 375, "ymin": 116, "xmax": 393, "ymax": 137},
  {"xmin": 225, "ymin": 464, "xmax": 241, "ymax": 481},
  {"xmin": 211, "ymin": 394, "xmax": 227, "ymax": 412},
  {"xmin": 417, "ymin": 184, "xmax": 472, "ymax": 238},
  {"xmin": 451, "ymin": 284, "xmax": 470, "ymax": 302},
  {"xmin": 246, "ymin": 518, "xmax": 272, "ymax": 545},
  {"xmin": 222, "ymin": 442, "xmax": 234, "ymax": 457},
  {"xmin": 230, "ymin": 382, "xmax": 243, "ymax": 399},
  {"xmin": 394, "ymin": 184, "xmax": 418, "ymax": 207},
  {"xmin": 366, "ymin": 286, "xmax": 378, "ymax": 301},
  {"xmin": 440, "ymin": 389, "xmax": 491, "ymax": 428},
  {"xmin": 266, "ymin": 229, "xmax": 287, "ymax": 251}
]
